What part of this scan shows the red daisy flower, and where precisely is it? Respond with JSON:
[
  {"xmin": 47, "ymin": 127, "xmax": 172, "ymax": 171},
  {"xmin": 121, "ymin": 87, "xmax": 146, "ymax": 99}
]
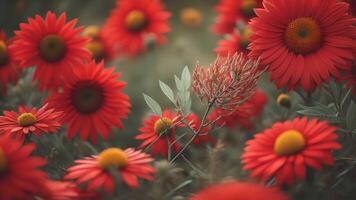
[
  {"xmin": 242, "ymin": 117, "xmax": 341, "ymax": 185},
  {"xmin": 104, "ymin": 0, "xmax": 171, "ymax": 56},
  {"xmin": 65, "ymin": 147, "xmax": 155, "ymax": 192},
  {"xmin": 83, "ymin": 25, "xmax": 117, "ymax": 62},
  {"xmin": 0, "ymin": 103, "xmax": 62, "ymax": 138},
  {"xmin": 213, "ymin": 0, "xmax": 262, "ymax": 34},
  {"xmin": 0, "ymin": 31, "xmax": 18, "ymax": 89},
  {"xmin": 46, "ymin": 60, "xmax": 130, "ymax": 143},
  {"xmin": 248, "ymin": 0, "xmax": 356, "ymax": 91},
  {"xmin": 135, "ymin": 109, "xmax": 181, "ymax": 157},
  {"xmin": 214, "ymin": 26, "xmax": 252, "ymax": 57},
  {"xmin": 189, "ymin": 181, "xmax": 289, "ymax": 200},
  {"xmin": 0, "ymin": 135, "xmax": 48, "ymax": 200},
  {"xmin": 208, "ymin": 89, "xmax": 267, "ymax": 130},
  {"xmin": 10, "ymin": 11, "xmax": 91, "ymax": 91},
  {"xmin": 185, "ymin": 112, "xmax": 216, "ymax": 146}
]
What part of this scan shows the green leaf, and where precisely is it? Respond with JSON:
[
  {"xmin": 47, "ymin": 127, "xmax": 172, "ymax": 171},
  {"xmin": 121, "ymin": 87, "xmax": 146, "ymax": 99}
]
[
  {"xmin": 181, "ymin": 66, "xmax": 191, "ymax": 90},
  {"xmin": 175, "ymin": 75, "xmax": 184, "ymax": 92},
  {"xmin": 159, "ymin": 80, "xmax": 175, "ymax": 103},
  {"xmin": 346, "ymin": 101, "xmax": 356, "ymax": 130},
  {"xmin": 143, "ymin": 93, "xmax": 162, "ymax": 116}
]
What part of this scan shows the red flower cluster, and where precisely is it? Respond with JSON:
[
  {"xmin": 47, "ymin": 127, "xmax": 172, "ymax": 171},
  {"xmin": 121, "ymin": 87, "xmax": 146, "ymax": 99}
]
[{"xmin": 192, "ymin": 53, "xmax": 263, "ymax": 112}]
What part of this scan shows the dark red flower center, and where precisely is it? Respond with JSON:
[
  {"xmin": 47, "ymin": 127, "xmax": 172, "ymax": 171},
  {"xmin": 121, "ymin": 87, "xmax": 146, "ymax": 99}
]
[
  {"xmin": 86, "ymin": 40, "xmax": 105, "ymax": 61},
  {"xmin": 97, "ymin": 148, "xmax": 128, "ymax": 169},
  {"xmin": 240, "ymin": 0, "xmax": 258, "ymax": 18},
  {"xmin": 0, "ymin": 147, "xmax": 7, "ymax": 174},
  {"xmin": 0, "ymin": 41, "xmax": 8, "ymax": 66},
  {"xmin": 154, "ymin": 117, "xmax": 173, "ymax": 135},
  {"xmin": 274, "ymin": 130, "xmax": 305, "ymax": 156},
  {"xmin": 39, "ymin": 34, "xmax": 66, "ymax": 62},
  {"xmin": 284, "ymin": 17, "xmax": 322, "ymax": 55},
  {"xmin": 125, "ymin": 10, "xmax": 147, "ymax": 32},
  {"xmin": 71, "ymin": 81, "xmax": 104, "ymax": 114}
]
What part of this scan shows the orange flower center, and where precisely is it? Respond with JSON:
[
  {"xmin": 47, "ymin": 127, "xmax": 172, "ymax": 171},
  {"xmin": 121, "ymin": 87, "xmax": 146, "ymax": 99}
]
[
  {"xmin": 284, "ymin": 17, "xmax": 322, "ymax": 55},
  {"xmin": 239, "ymin": 26, "xmax": 253, "ymax": 50},
  {"xmin": 39, "ymin": 34, "xmax": 66, "ymax": 62},
  {"xmin": 71, "ymin": 82, "xmax": 104, "ymax": 114},
  {"xmin": 17, "ymin": 112, "xmax": 37, "ymax": 127},
  {"xmin": 0, "ymin": 147, "xmax": 7, "ymax": 174},
  {"xmin": 86, "ymin": 40, "xmax": 105, "ymax": 61},
  {"xmin": 97, "ymin": 148, "xmax": 128, "ymax": 169},
  {"xmin": 125, "ymin": 10, "xmax": 147, "ymax": 32},
  {"xmin": 240, "ymin": 0, "xmax": 258, "ymax": 18},
  {"xmin": 180, "ymin": 8, "xmax": 203, "ymax": 27},
  {"xmin": 154, "ymin": 117, "xmax": 173, "ymax": 135},
  {"xmin": 0, "ymin": 41, "xmax": 8, "ymax": 66},
  {"xmin": 276, "ymin": 93, "xmax": 291, "ymax": 108},
  {"xmin": 83, "ymin": 26, "xmax": 100, "ymax": 39},
  {"xmin": 274, "ymin": 130, "xmax": 305, "ymax": 156}
]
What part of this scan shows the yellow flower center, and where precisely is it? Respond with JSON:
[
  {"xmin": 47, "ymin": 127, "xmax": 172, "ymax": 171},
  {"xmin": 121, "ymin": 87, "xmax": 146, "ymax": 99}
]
[
  {"xmin": 17, "ymin": 112, "xmax": 37, "ymax": 127},
  {"xmin": 97, "ymin": 148, "xmax": 128, "ymax": 169},
  {"xmin": 71, "ymin": 81, "xmax": 104, "ymax": 114},
  {"xmin": 0, "ymin": 41, "xmax": 8, "ymax": 66},
  {"xmin": 154, "ymin": 117, "xmax": 173, "ymax": 135},
  {"xmin": 284, "ymin": 17, "xmax": 322, "ymax": 55},
  {"xmin": 86, "ymin": 40, "xmax": 105, "ymax": 61},
  {"xmin": 83, "ymin": 26, "xmax": 100, "ymax": 39},
  {"xmin": 276, "ymin": 93, "xmax": 291, "ymax": 108},
  {"xmin": 240, "ymin": 26, "xmax": 253, "ymax": 50},
  {"xmin": 240, "ymin": 0, "xmax": 258, "ymax": 18},
  {"xmin": 39, "ymin": 34, "xmax": 66, "ymax": 62},
  {"xmin": 180, "ymin": 8, "xmax": 203, "ymax": 27},
  {"xmin": 125, "ymin": 10, "xmax": 147, "ymax": 32},
  {"xmin": 274, "ymin": 130, "xmax": 305, "ymax": 156},
  {"xmin": 0, "ymin": 147, "xmax": 7, "ymax": 174}
]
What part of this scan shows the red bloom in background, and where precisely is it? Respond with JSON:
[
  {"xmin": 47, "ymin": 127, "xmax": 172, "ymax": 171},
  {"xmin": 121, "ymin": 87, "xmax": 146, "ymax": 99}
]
[
  {"xmin": 208, "ymin": 89, "xmax": 267, "ymax": 130},
  {"xmin": 10, "ymin": 11, "xmax": 90, "ymax": 91},
  {"xmin": 65, "ymin": 147, "xmax": 155, "ymax": 192},
  {"xmin": 249, "ymin": 0, "xmax": 356, "ymax": 91},
  {"xmin": 213, "ymin": 0, "xmax": 262, "ymax": 34},
  {"xmin": 0, "ymin": 135, "xmax": 48, "ymax": 200},
  {"xmin": 40, "ymin": 181, "xmax": 79, "ymax": 200},
  {"xmin": 0, "ymin": 30, "xmax": 18, "ymax": 89},
  {"xmin": 83, "ymin": 25, "xmax": 118, "ymax": 62},
  {"xmin": 47, "ymin": 60, "xmax": 130, "ymax": 143},
  {"xmin": 242, "ymin": 117, "xmax": 341, "ymax": 185},
  {"xmin": 0, "ymin": 103, "xmax": 62, "ymax": 138},
  {"xmin": 136, "ymin": 109, "xmax": 181, "ymax": 156},
  {"xmin": 189, "ymin": 181, "xmax": 289, "ymax": 200},
  {"xmin": 186, "ymin": 112, "xmax": 216, "ymax": 146},
  {"xmin": 104, "ymin": 0, "xmax": 171, "ymax": 56}
]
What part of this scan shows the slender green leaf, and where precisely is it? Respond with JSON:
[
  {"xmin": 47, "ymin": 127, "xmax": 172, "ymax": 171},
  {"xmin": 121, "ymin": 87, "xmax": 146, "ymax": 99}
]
[
  {"xmin": 181, "ymin": 66, "xmax": 191, "ymax": 90},
  {"xmin": 143, "ymin": 93, "xmax": 162, "ymax": 116},
  {"xmin": 159, "ymin": 80, "xmax": 175, "ymax": 103}
]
